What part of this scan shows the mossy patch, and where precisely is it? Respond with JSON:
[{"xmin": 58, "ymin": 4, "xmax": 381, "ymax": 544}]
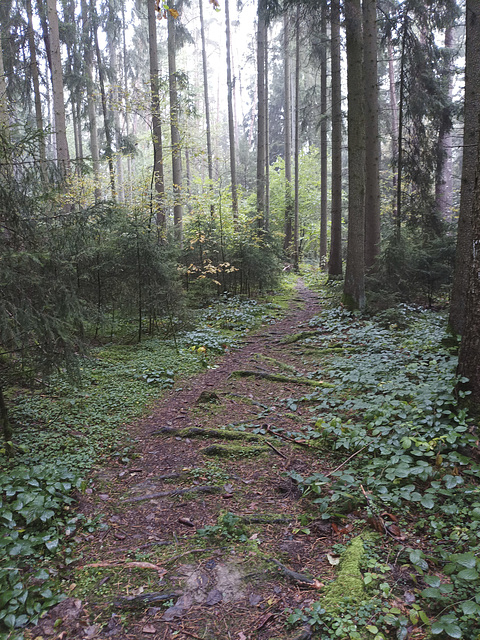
[
  {"xmin": 201, "ymin": 443, "xmax": 269, "ymax": 458},
  {"xmin": 322, "ymin": 535, "xmax": 366, "ymax": 610}
]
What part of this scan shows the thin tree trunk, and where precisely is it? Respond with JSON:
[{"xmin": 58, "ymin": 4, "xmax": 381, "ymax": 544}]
[
  {"xmin": 199, "ymin": 0, "xmax": 214, "ymax": 215},
  {"xmin": 363, "ymin": 0, "xmax": 381, "ymax": 268},
  {"xmin": 81, "ymin": 0, "xmax": 101, "ymax": 200},
  {"xmin": 256, "ymin": 0, "xmax": 267, "ymax": 230},
  {"xmin": 0, "ymin": 385, "xmax": 13, "ymax": 456},
  {"xmin": 26, "ymin": 0, "xmax": 46, "ymax": 167},
  {"xmin": 122, "ymin": 1, "xmax": 132, "ymax": 201},
  {"xmin": 168, "ymin": 12, "xmax": 183, "ymax": 245},
  {"xmin": 449, "ymin": 0, "xmax": 480, "ymax": 335},
  {"xmin": 147, "ymin": 0, "xmax": 166, "ymax": 233},
  {"xmin": 224, "ymin": 0, "xmax": 239, "ymax": 223},
  {"xmin": 343, "ymin": 0, "xmax": 366, "ymax": 310},
  {"xmin": 328, "ymin": 0, "xmax": 342, "ymax": 277},
  {"xmin": 46, "ymin": 0, "xmax": 70, "ymax": 178},
  {"xmin": 396, "ymin": 12, "xmax": 408, "ymax": 237},
  {"xmin": 283, "ymin": 13, "xmax": 293, "ymax": 253},
  {"xmin": 388, "ymin": 37, "xmax": 398, "ymax": 222},
  {"xmin": 107, "ymin": 18, "xmax": 124, "ymax": 203},
  {"xmin": 435, "ymin": 26, "xmax": 454, "ymax": 220},
  {"xmin": 92, "ymin": 0, "xmax": 115, "ymax": 198},
  {"xmin": 265, "ymin": 25, "xmax": 270, "ymax": 232},
  {"xmin": 293, "ymin": 5, "xmax": 300, "ymax": 270},
  {"xmin": 319, "ymin": 2, "xmax": 328, "ymax": 267},
  {"xmin": 0, "ymin": 35, "xmax": 8, "ymax": 134}
]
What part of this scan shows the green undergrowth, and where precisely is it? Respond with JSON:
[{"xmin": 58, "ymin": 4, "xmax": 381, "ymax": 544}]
[
  {"xmin": 283, "ymin": 303, "xmax": 480, "ymax": 639},
  {"xmin": 0, "ymin": 291, "xmax": 290, "ymax": 638}
]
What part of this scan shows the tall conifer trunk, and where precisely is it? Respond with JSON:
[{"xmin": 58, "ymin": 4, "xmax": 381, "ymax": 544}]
[
  {"xmin": 293, "ymin": 5, "xmax": 300, "ymax": 270},
  {"xmin": 168, "ymin": 12, "xmax": 183, "ymax": 245},
  {"xmin": 199, "ymin": 0, "xmax": 214, "ymax": 215},
  {"xmin": 283, "ymin": 13, "xmax": 293, "ymax": 253},
  {"xmin": 328, "ymin": 0, "xmax": 343, "ymax": 276},
  {"xmin": 26, "ymin": 0, "xmax": 46, "ymax": 168},
  {"xmin": 343, "ymin": 0, "xmax": 365, "ymax": 309},
  {"xmin": 320, "ymin": 2, "xmax": 328, "ymax": 267},
  {"xmin": 256, "ymin": 0, "xmax": 267, "ymax": 230},
  {"xmin": 224, "ymin": 0, "xmax": 238, "ymax": 223}
]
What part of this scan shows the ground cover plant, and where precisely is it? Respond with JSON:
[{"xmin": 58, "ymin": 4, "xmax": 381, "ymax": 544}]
[{"xmin": 0, "ymin": 293, "xmax": 286, "ymax": 638}]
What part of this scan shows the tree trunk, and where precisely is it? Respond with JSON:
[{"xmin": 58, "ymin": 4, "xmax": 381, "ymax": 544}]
[
  {"xmin": 328, "ymin": 0, "xmax": 342, "ymax": 277},
  {"xmin": 265, "ymin": 26, "xmax": 270, "ymax": 233},
  {"xmin": 0, "ymin": 385, "xmax": 13, "ymax": 456},
  {"xmin": 435, "ymin": 26, "xmax": 454, "ymax": 220},
  {"xmin": 343, "ymin": 0, "xmax": 365, "ymax": 310},
  {"xmin": 256, "ymin": 0, "xmax": 267, "ymax": 230},
  {"xmin": 319, "ymin": 2, "xmax": 328, "ymax": 267},
  {"xmin": 81, "ymin": 0, "xmax": 101, "ymax": 200},
  {"xmin": 26, "ymin": 0, "xmax": 47, "ymax": 167},
  {"xmin": 107, "ymin": 12, "xmax": 124, "ymax": 203},
  {"xmin": 168, "ymin": 12, "xmax": 183, "ymax": 246},
  {"xmin": 293, "ymin": 5, "xmax": 300, "ymax": 270},
  {"xmin": 283, "ymin": 13, "xmax": 293, "ymax": 254},
  {"xmin": 363, "ymin": 0, "xmax": 381, "ymax": 269},
  {"xmin": 46, "ymin": 0, "xmax": 70, "ymax": 178},
  {"xmin": 92, "ymin": 0, "xmax": 115, "ymax": 198},
  {"xmin": 199, "ymin": 0, "xmax": 214, "ymax": 215},
  {"xmin": 224, "ymin": 0, "xmax": 239, "ymax": 223},
  {"xmin": 396, "ymin": 12, "xmax": 408, "ymax": 237},
  {"xmin": 0, "ymin": 33, "xmax": 9, "ymax": 132},
  {"xmin": 450, "ymin": 0, "xmax": 480, "ymax": 335},
  {"xmin": 457, "ymin": 116, "xmax": 480, "ymax": 408},
  {"xmin": 147, "ymin": 0, "xmax": 166, "ymax": 233},
  {"xmin": 388, "ymin": 37, "xmax": 398, "ymax": 222}
]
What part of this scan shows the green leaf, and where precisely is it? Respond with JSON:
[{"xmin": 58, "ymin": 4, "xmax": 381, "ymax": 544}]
[
  {"xmin": 425, "ymin": 575, "xmax": 441, "ymax": 587},
  {"xmin": 365, "ymin": 625, "xmax": 379, "ymax": 634},
  {"xmin": 457, "ymin": 568, "xmax": 479, "ymax": 581},
  {"xmin": 461, "ymin": 600, "xmax": 480, "ymax": 615},
  {"xmin": 431, "ymin": 621, "xmax": 445, "ymax": 635},
  {"xmin": 3, "ymin": 613, "xmax": 16, "ymax": 629},
  {"xmin": 45, "ymin": 539, "xmax": 59, "ymax": 551},
  {"xmin": 454, "ymin": 553, "xmax": 476, "ymax": 569},
  {"xmin": 421, "ymin": 495, "xmax": 435, "ymax": 509},
  {"xmin": 444, "ymin": 623, "xmax": 462, "ymax": 638}
]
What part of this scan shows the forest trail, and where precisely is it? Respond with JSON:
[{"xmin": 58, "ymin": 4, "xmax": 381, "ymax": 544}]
[{"xmin": 32, "ymin": 282, "xmax": 339, "ymax": 640}]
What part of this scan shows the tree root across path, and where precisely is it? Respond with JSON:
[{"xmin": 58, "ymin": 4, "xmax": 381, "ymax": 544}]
[{"xmin": 228, "ymin": 369, "xmax": 335, "ymax": 387}]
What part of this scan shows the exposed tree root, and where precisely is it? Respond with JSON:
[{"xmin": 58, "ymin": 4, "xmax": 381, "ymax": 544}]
[
  {"xmin": 269, "ymin": 559, "xmax": 323, "ymax": 588},
  {"xmin": 252, "ymin": 353, "xmax": 299, "ymax": 374},
  {"xmin": 125, "ymin": 485, "xmax": 222, "ymax": 503},
  {"xmin": 280, "ymin": 331, "xmax": 319, "ymax": 344},
  {"xmin": 228, "ymin": 370, "xmax": 334, "ymax": 387},
  {"xmin": 201, "ymin": 443, "xmax": 269, "ymax": 458}
]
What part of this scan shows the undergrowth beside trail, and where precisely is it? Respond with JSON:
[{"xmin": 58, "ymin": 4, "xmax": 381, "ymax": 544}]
[
  {"xmin": 0, "ymin": 292, "xmax": 287, "ymax": 638},
  {"xmin": 281, "ymin": 280, "xmax": 480, "ymax": 639}
]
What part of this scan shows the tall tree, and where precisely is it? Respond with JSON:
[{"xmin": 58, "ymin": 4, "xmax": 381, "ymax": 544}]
[
  {"xmin": 435, "ymin": 25, "xmax": 454, "ymax": 219},
  {"xmin": 46, "ymin": 0, "xmax": 70, "ymax": 178},
  {"xmin": 0, "ymin": 33, "xmax": 9, "ymax": 132},
  {"xmin": 199, "ymin": 0, "xmax": 214, "ymax": 215},
  {"xmin": 26, "ymin": 0, "xmax": 47, "ymax": 167},
  {"xmin": 256, "ymin": 0, "xmax": 267, "ymax": 230},
  {"xmin": 343, "ymin": 0, "xmax": 365, "ymax": 309},
  {"xmin": 283, "ymin": 12, "xmax": 293, "ymax": 253},
  {"xmin": 147, "ymin": 0, "xmax": 166, "ymax": 232},
  {"xmin": 328, "ymin": 0, "xmax": 343, "ymax": 277},
  {"xmin": 363, "ymin": 0, "xmax": 380, "ymax": 268},
  {"xmin": 224, "ymin": 0, "xmax": 238, "ymax": 222},
  {"xmin": 293, "ymin": 4, "xmax": 300, "ymax": 270},
  {"xmin": 450, "ymin": 0, "xmax": 480, "ymax": 335},
  {"xmin": 168, "ymin": 11, "xmax": 183, "ymax": 244},
  {"xmin": 319, "ymin": 1, "xmax": 328, "ymax": 266}
]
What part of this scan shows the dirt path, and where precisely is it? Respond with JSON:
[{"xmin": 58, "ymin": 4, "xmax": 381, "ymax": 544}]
[{"xmin": 36, "ymin": 282, "xmax": 339, "ymax": 640}]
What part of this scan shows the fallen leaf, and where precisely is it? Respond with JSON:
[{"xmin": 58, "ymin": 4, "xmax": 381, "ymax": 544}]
[
  {"xmin": 312, "ymin": 579, "xmax": 324, "ymax": 589},
  {"xmin": 142, "ymin": 624, "xmax": 156, "ymax": 634},
  {"xmin": 238, "ymin": 633, "xmax": 247, "ymax": 640},
  {"xmin": 327, "ymin": 553, "xmax": 340, "ymax": 566}
]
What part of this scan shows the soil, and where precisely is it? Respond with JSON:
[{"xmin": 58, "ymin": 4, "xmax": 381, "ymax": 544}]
[{"xmin": 31, "ymin": 282, "xmax": 343, "ymax": 640}]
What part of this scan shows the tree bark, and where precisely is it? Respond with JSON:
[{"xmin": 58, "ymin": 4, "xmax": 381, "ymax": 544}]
[
  {"xmin": 293, "ymin": 5, "xmax": 300, "ymax": 270},
  {"xmin": 265, "ymin": 26, "xmax": 270, "ymax": 233},
  {"xmin": 450, "ymin": 0, "xmax": 480, "ymax": 335},
  {"xmin": 147, "ymin": 0, "xmax": 166, "ymax": 233},
  {"xmin": 363, "ymin": 0, "xmax": 381, "ymax": 269},
  {"xmin": 388, "ymin": 37, "xmax": 398, "ymax": 222},
  {"xmin": 199, "ymin": 0, "xmax": 214, "ymax": 215},
  {"xmin": 256, "ymin": 0, "xmax": 267, "ymax": 230},
  {"xmin": 26, "ymin": 0, "xmax": 47, "ymax": 167},
  {"xmin": 81, "ymin": 0, "xmax": 101, "ymax": 200},
  {"xmin": 328, "ymin": 0, "xmax": 343, "ymax": 277},
  {"xmin": 46, "ymin": 0, "xmax": 70, "ymax": 178},
  {"xmin": 319, "ymin": 2, "xmax": 328, "ymax": 267},
  {"xmin": 224, "ymin": 0, "xmax": 239, "ymax": 223},
  {"xmin": 435, "ymin": 26, "xmax": 454, "ymax": 220},
  {"xmin": 283, "ymin": 13, "xmax": 293, "ymax": 254},
  {"xmin": 168, "ymin": 12, "xmax": 183, "ymax": 246},
  {"xmin": 0, "ymin": 33, "xmax": 9, "ymax": 132},
  {"xmin": 92, "ymin": 0, "xmax": 115, "ymax": 198},
  {"xmin": 343, "ymin": 0, "xmax": 365, "ymax": 310}
]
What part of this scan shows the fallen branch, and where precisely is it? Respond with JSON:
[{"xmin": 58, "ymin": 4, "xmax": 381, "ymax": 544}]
[
  {"xmin": 155, "ymin": 426, "xmax": 263, "ymax": 443},
  {"xmin": 125, "ymin": 485, "xmax": 222, "ymax": 503},
  {"xmin": 269, "ymin": 559, "xmax": 323, "ymax": 588},
  {"xmin": 202, "ymin": 444, "xmax": 268, "ymax": 458},
  {"xmin": 324, "ymin": 446, "xmax": 368, "ymax": 478},
  {"xmin": 228, "ymin": 370, "xmax": 334, "ymax": 388},
  {"xmin": 280, "ymin": 331, "xmax": 318, "ymax": 344},
  {"xmin": 80, "ymin": 561, "xmax": 166, "ymax": 577},
  {"xmin": 265, "ymin": 440, "xmax": 288, "ymax": 459},
  {"xmin": 113, "ymin": 591, "xmax": 181, "ymax": 610}
]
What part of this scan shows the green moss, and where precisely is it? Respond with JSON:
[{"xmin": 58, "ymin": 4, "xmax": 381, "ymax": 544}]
[
  {"xmin": 201, "ymin": 443, "xmax": 268, "ymax": 458},
  {"xmin": 322, "ymin": 536, "xmax": 366, "ymax": 610}
]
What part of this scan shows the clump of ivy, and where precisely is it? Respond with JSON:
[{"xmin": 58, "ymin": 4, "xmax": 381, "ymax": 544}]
[
  {"xmin": 197, "ymin": 511, "xmax": 249, "ymax": 542},
  {"xmin": 285, "ymin": 304, "xmax": 480, "ymax": 638},
  {"xmin": 0, "ymin": 464, "xmax": 90, "ymax": 634}
]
